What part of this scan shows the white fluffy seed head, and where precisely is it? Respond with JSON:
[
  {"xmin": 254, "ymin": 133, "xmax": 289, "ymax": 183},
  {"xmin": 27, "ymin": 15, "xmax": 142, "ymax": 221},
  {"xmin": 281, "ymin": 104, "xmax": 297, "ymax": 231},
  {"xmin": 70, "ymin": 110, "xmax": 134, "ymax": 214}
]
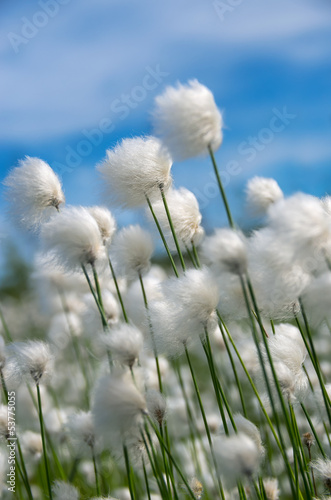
[
  {"xmin": 8, "ymin": 340, "xmax": 53, "ymax": 385},
  {"xmin": 112, "ymin": 225, "xmax": 154, "ymax": 280},
  {"xmin": 41, "ymin": 206, "xmax": 106, "ymax": 271},
  {"xmin": 87, "ymin": 206, "xmax": 116, "ymax": 247},
  {"xmin": 262, "ymin": 324, "xmax": 308, "ymax": 401},
  {"xmin": 149, "ymin": 188, "xmax": 204, "ymax": 250},
  {"xmin": 213, "ymin": 433, "xmax": 261, "ymax": 486},
  {"xmin": 146, "ymin": 389, "xmax": 167, "ymax": 426},
  {"xmin": 150, "ymin": 268, "xmax": 219, "ymax": 356},
  {"xmin": 93, "ymin": 373, "xmax": 147, "ymax": 437},
  {"xmin": 98, "ymin": 136, "xmax": 172, "ymax": 207},
  {"xmin": 52, "ymin": 481, "xmax": 79, "ymax": 500},
  {"xmin": 66, "ymin": 411, "xmax": 96, "ymax": 452},
  {"xmin": 245, "ymin": 177, "xmax": 283, "ymax": 215},
  {"xmin": 152, "ymin": 80, "xmax": 223, "ymax": 160},
  {"xmin": 263, "ymin": 478, "xmax": 280, "ymax": 500},
  {"xmin": 267, "ymin": 193, "xmax": 331, "ymax": 263},
  {"xmin": 232, "ymin": 414, "xmax": 264, "ymax": 456},
  {"xmin": 3, "ymin": 156, "xmax": 65, "ymax": 231},
  {"xmin": 101, "ymin": 324, "xmax": 143, "ymax": 368},
  {"xmin": 311, "ymin": 458, "xmax": 331, "ymax": 487},
  {"xmin": 21, "ymin": 431, "xmax": 43, "ymax": 460},
  {"xmin": 202, "ymin": 228, "xmax": 247, "ymax": 275}
]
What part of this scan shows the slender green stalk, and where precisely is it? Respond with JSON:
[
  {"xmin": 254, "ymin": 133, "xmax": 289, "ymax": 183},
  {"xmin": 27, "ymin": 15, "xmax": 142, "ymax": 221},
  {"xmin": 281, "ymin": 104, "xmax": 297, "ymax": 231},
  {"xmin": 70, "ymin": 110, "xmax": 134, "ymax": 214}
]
[
  {"xmin": 208, "ymin": 144, "xmax": 234, "ymax": 228},
  {"xmin": 0, "ymin": 305, "xmax": 13, "ymax": 341},
  {"xmin": 81, "ymin": 264, "xmax": 108, "ymax": 328},
  {"xmin": 145, "ymin": 416, "xmax": 197, "ymax": 500},
  {"xmin": 146, "ymin": 194, "xmax": 179, "ymax": 277},
  {"xmin": 159, "ymin": 185, "xmax": 186, "ymax": 272},
  {"xmin": 184, "ymin": 345, "xmax": 225, "ymax": 499},
  {"xmin": 123, "ymin": 443, "xmax": 136, "ymax": 500},
  {"xmin": 138, "ymin": 273, "xmax": 163, "ymax": 393},
  {"xmin": 141, "ymin": 427, "xmax": 171, "ymax": 500},
  {"xmin": 142, "ymin": 458, "xmax": 152, "ymax": 500},
  {"xmin": 36, "ymin": 384, "xmax": 53, "ymax": 500},
  {"xmin": 92, "ymin": 448, "xmax": 100, "ymax": 497},
  {"xmin": 220, "ymin": 316, "xmax": 302, "ymax": 499},
  {"xmin": 218, "ymin": 320, "xmax": 248, "ymax": 416},
  {"xmin": 192, "ymin": 241, "xmax": 201, "ymax": 268},
  {"xmin": 300, "ymin": 403, "xmax": 326, "ymax": 457},
  {"xmin": 91, "ymin": 261, "xmax": 104, "ymax": 311},
  {"xmin": 108, "ymin": 257, "xmax": 129, "ymax": 323}
]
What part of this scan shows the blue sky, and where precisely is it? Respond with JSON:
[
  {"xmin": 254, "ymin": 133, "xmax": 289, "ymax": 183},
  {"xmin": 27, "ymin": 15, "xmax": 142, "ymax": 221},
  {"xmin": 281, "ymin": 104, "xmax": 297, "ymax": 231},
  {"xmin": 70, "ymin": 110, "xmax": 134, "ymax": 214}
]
[{"xmin": 1, "ymin": 0, "xmax": 331, "ymax": 248}]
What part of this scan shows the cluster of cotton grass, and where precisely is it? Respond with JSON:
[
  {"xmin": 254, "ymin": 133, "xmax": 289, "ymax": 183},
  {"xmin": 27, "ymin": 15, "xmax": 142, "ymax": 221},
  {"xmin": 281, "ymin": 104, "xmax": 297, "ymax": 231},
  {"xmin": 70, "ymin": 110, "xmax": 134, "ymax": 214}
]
[{"xmin": 1, "ymin": 79, "xmax": 331, "ymax": 500}]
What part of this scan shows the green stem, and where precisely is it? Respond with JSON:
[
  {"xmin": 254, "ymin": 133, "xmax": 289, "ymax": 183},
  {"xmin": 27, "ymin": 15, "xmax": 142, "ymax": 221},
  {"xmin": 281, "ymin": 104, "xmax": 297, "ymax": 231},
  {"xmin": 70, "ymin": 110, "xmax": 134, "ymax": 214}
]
[
  {"xmin": 81, "ymin": 264, "xmax": 108, "ymax": 328},
  {"xmin": 123, "ymin": 443, "xmax": 136, "ymax": 500},
  {"xmin": 192, "ymin": 241, "xmax": 201, "ymax": 268},
  {"xmin": 184, "ymin": 345, "xmax": 225, "ymax": 499},
  {"xmin": 0, "ymin": 305, "xmax": 13, "ymax": 341},
  {"xmin": 146, "ymin": 194, "xmax": 179, "ymax": 277},
  {"xmin": 92, "ymin": 447, "xmax": 100, "ymax": 497},
  {"xmin": 145, "ymin": 416, "xmax": 196, "ymax": 500},
  {"xmin": 208, "ymin": 144, "xmax": 234, "ymax": 228},
  {"xmin": 159, "ymin": 185, "xmax": 186, "ymax": 272},
  {"xmin": 108, "ymin": 257, "xmax": 129, "ymax": 323},
  {"xmin": 36, "ymin": 384, "xmax": 53, "ymax": 500}
]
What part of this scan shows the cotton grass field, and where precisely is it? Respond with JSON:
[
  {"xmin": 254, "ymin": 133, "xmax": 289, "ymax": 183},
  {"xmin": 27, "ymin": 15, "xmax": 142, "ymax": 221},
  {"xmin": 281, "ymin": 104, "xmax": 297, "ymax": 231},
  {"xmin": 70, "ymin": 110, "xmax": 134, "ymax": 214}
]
[{"xmin": 0, "ymin": 80, "xmax": 331, "ymax": 500}]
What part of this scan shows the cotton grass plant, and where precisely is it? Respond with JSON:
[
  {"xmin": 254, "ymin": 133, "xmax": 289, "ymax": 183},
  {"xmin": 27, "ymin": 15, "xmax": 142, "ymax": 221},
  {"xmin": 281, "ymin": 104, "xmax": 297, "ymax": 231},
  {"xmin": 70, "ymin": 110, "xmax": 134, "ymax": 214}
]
[{"xmin": 0, "ymin": 79, "xmax": 331, "ymax": 500}]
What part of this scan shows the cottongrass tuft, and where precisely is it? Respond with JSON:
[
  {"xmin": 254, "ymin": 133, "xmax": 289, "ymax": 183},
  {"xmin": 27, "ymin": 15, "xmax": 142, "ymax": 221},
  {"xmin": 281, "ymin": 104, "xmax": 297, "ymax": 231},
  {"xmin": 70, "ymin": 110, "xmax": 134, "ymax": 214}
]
[
  {"xmin": 41, "ymin": 206, "xmax": 106, "ymax": 271},
  {"xmin": 92, "ymin": 373, "xmax": 147, "ymax": 438},
  {"xmin": 8, "ymin": 340, "xmax": 53, "ymax": 385},
  {"xmin": 112, "ymin": 225, "xmax": 154, "ymax": 280},
  {"xmin": 245, "ymin": 176, "xmax": 283, "ymax": 215},
  {"xmin": 201, "ymin": 228, "xmax": 247, "ymax": 275},
  {"xmin": 311, "ymin": 458, "xmax": 331, "ymax": 493},
  {"xmin": 152, "ymin": 79, "xmax": 223, "ymax": 160},
  {"xmin": 3, "ymin": 156, "xmax": 65, "ymax": 231},
  {"xmin": 87, "ymin": 206, "xmax": 117, "ymax": 247},
  {"xmin": 100, "ymin": 323, "xmax": 143, "ymax": 368},
  {"xmin": 213, "ymin": 433, "xmax": 262, "ymax": 486},
  {"xmin": 149, "ymin": 187, "xmax": 204, "ymax": 250},
  {"xmin": 97, "ymin": 136, "xmax": 172, "ymax": 207},
  {"xmin": 52, "ymin": 480, "xmax": 79, "ymax": 500}
]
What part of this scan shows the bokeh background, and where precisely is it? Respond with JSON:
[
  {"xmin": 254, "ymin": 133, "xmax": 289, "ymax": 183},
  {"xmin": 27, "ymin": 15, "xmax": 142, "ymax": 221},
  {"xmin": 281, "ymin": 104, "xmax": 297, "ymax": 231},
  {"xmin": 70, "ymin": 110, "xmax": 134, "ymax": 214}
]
[{"xmin": 1, "ymin": 0, "xmax": 331, "ymax": 256}]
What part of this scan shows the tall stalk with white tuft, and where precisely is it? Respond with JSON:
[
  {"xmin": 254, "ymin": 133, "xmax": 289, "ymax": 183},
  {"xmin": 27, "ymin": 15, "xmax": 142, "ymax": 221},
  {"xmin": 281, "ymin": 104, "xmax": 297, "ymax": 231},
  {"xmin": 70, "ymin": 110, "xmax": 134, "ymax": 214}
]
[{"xmin": 152, "ymin": 80, "xmax": 234, "ymax": 227}]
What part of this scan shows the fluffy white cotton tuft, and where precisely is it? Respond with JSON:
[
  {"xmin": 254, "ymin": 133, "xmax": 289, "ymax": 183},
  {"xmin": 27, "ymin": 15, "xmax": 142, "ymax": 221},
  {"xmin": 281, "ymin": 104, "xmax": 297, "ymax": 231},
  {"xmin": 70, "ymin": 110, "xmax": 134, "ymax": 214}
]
[
  {"xmin": 66, "ymin": 411, "xmax": 98, "ymax": 455},
  {"xmin": 245, "ymin": 177, "xmax": 283, "ymax": 215},
  {"xmin": 150, "ymin": 268, "xmax": 219, "ymax": 356},
  {"xmin": 262, "ymin": 323, "xmax": 308, "ymax": 401},
  {"xmin": 8, "ymin": 340, "xmax": 53, "ymax": 385},
  {"xmin": 152, "ymin": 80, "xmax": 223, "ymax": 160},
  {"xmin": 98, "ymin": 136, "xmax": 172, "ymax": 207},
  {"xmin": 202, "ymin": 228, "xmax": 247, "ymax": 275},
  {"xmin": 149, "ymin": 188, "xmax": 204, "ymax": 250},
  {"xmin": 100, "ymin": 323, "xmax": 143, "ymax": 368},
  {"xmin": 87, "ymin": 206, "xmax": 116, "ymax": 247},
  {"xmin": 3, "ymin": 156, "xmax": 65, "ymax": 231},
  {"xmin": 267, "ymin": 193, "xmax": 331, "ymax": 267},
  {"xmin": 112, "ymin": 225, "xmax": 154, "ymax": 280},
  {"xmin": 213, "ymin": 433, "xmax": 262, "ymax": 485},
  {"xmin": 93, "ymin": 373, "xmax": 147, "ymax": 437},
  {"xmin": 52, "ymin": 481, "xmax": 79, "ymax": 500},
  {"xmin": 41, "ymin": 206, "xmax": 106, "ymax": 271}
]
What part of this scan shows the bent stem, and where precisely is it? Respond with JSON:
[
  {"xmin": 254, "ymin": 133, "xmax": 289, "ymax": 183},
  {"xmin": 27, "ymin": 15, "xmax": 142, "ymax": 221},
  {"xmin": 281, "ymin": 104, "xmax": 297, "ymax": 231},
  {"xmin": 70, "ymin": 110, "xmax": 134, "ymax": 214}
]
[
  {"xmin": 208, "ymin": 144, "xmax": 234, "ymax": 228},
  {"xmin": 108, "ymin": 257, "xmax": 129, "ymax": 323},
  {"xmin": 159, "ymin": 185, "xmax": 186, "ymax": 272},
  {"xmin": 36, "ymin": 383, "xmax": 53, "ymax": 500},
  {"xmin": 146, "ymin": 194, "xmax": 179, "ymax": 277}
]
